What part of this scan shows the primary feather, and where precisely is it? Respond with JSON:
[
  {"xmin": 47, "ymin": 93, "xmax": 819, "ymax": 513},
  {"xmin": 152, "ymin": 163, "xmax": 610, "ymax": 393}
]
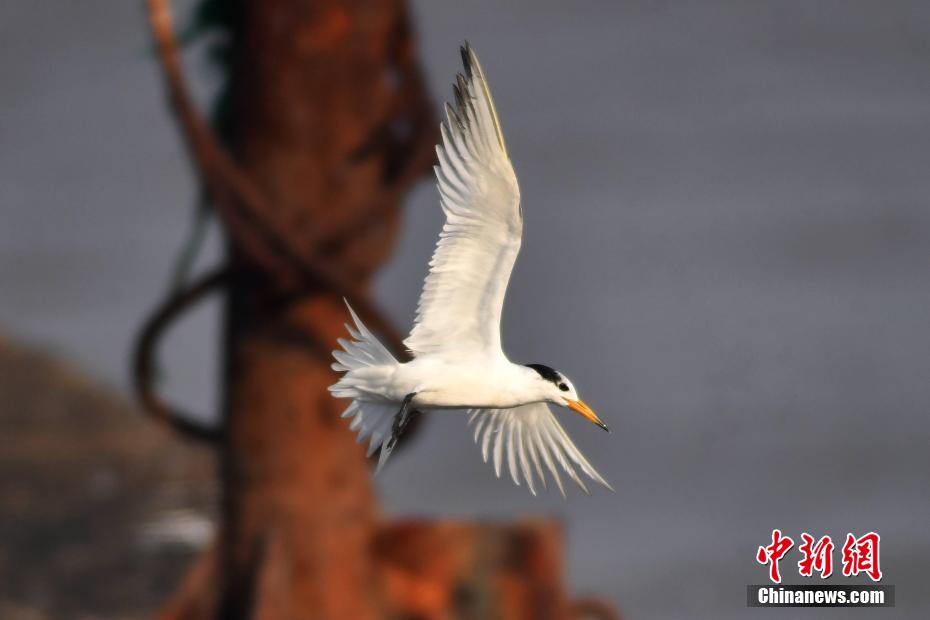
[
  {"xmin": 468, "ymin": 404, "xmax": 613, "ymax": 496},
  {"xmin": 404, "ymin": 44, "xmax": 522, "ymax": 357}
]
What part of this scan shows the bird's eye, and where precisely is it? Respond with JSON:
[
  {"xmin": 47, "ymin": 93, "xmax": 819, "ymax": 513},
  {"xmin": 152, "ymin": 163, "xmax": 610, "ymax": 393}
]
[{"xmin": 558, "ymin": 383, "xmax": 569, "ymax": 392}]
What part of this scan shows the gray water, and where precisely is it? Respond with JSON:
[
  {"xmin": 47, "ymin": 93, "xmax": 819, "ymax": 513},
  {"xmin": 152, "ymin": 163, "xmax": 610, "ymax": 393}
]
[{"xmin": 2, "ymin": 1, "xmax": 929, "ymax": 617}]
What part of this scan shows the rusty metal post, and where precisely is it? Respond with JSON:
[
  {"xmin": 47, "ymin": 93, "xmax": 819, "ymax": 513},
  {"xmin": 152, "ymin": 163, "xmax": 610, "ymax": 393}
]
[{"xmin": 216, "ymin": 2, "xmax": 435, "ymax": 618}]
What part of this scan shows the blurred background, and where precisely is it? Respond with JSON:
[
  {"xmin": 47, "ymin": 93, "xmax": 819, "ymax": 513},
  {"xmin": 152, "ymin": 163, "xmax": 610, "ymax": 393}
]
[{"xmin": 2, "ymin": 1, "xmax": 929, "ymax": 618}]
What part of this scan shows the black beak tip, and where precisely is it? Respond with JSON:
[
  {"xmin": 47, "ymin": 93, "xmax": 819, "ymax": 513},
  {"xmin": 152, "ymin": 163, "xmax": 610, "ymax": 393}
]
[{"xmin": 598, "ymin": 422, "xmax": 611, "ymax": 433}]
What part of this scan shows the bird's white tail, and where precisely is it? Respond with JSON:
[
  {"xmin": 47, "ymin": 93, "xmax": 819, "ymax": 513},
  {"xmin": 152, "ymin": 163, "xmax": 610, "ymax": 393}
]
[{"xmin": 329, "ymin": 301, "xmax": 400, "ymax": 457}]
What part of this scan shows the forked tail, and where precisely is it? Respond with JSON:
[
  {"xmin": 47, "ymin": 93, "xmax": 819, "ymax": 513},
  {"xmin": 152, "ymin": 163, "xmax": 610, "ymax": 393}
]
[{"xmin": 328, "ymin": 301, "xmax": 401, "ymax": 461}]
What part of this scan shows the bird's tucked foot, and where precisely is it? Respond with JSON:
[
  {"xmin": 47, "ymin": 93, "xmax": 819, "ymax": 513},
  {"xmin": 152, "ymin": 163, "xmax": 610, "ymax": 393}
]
[{"xmin": 376, "ymin": 393, "xmax": 417, "ymax": 473}]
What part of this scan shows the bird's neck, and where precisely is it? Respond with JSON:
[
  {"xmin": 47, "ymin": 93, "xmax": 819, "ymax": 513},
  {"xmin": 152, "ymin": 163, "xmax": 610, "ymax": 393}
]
[{"xmin": 488, "ymin": 362, "xmax": 550, "ymax": 407}]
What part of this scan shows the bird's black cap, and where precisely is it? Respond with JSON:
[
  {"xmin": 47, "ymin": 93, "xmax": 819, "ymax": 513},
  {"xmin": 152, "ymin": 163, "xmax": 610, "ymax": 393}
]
[{"xmin": 525, "ymin": 363, "xmax": 561, "ymax": 384}]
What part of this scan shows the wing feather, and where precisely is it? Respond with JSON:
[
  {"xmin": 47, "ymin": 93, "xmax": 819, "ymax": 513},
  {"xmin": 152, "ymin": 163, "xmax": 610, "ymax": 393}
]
[
  {"xmin": 493, "ymin": 412, "xmax": 506, "ymax": 477},
  {"xmin": 404, "ymin": 44, "xmax": 521, "ymax": 357},
  {"xmin": 506, "ymin": 415, "xmax": 520, "ymax": 486},
  {"xmin": 468, "ymin": 403, "xmax": 612, "ymax": 497},
  {"xmin": 525, "ymin": 428, "xmax": 547, "ymax": 492},
  {"xmin": 515, "ymin": 422, "xmax": 536, "ymax": 495},
  {"xmin": 535, "ymin": 428, "xmax": 567, "ymax": 498},
  {"xmin": 481, "ymin": 411, "xmax": 496, "ymax": 462}
]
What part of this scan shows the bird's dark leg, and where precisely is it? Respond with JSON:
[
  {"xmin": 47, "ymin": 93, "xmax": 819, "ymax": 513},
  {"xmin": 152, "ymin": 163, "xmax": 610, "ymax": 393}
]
[{"xmin": 376, "ymin": 393, "xmax": 417, "ymax": 473}]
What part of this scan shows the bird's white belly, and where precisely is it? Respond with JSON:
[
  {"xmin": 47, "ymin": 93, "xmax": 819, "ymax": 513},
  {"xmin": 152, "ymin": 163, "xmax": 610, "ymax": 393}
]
[{"xmin": 392, "ymin": 357, "xmax": 526, "ymax": 410}]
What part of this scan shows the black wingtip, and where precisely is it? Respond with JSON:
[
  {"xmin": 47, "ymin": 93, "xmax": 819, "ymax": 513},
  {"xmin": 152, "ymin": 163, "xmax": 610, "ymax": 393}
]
[{"xmin": 460, "ymin": 42, "xmax": 473, "ymax": 78}]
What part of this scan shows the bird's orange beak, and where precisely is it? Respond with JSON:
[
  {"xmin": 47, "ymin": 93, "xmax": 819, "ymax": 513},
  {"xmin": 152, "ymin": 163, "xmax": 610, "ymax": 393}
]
[{"xmin": 566, "ymin": 399, "xmax": 610, "ymax": 432}]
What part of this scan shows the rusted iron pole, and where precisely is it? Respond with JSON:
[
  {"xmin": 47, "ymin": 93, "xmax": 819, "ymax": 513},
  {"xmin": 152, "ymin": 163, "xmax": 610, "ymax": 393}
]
[
  {"xmin": 146, "ymin": 0, "xmax": 435, "ymax": 618},
  {"xmin": 217, "ymin": 2, "xmax": 435, "ymax": 619}
]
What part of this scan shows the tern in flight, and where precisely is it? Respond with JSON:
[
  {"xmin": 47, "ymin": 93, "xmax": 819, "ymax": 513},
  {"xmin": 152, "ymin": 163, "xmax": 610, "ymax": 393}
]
[{"xmin": 330, "ymin": 44, "xmax": 611, "ymax": 495}]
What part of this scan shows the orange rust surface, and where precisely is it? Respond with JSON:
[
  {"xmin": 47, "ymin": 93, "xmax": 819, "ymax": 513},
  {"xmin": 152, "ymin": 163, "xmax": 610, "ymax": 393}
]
[
  {"xmin": 373, "ymin": 520, "xmax": 568, "ymax": 620},
  {"xmin": 216, "ymin": 2, "xmax": 434, "ymax": 618}
]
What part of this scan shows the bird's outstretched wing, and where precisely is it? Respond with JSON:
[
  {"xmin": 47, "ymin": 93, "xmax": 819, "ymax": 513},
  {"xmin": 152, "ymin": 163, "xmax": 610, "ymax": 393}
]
[
  {"xmin": 468, "ymin": 404, "xmax": 612, "ymax": 496},
  {"xmin": 404, "ymin": 44, "xmax": 521, "ymax": 358}
]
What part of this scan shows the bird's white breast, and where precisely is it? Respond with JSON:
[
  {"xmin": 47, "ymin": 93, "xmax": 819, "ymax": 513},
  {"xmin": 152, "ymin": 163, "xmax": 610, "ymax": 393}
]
[{"xmin": 392, "ymin": 355, "xmax": 534, "ymax": 410}]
